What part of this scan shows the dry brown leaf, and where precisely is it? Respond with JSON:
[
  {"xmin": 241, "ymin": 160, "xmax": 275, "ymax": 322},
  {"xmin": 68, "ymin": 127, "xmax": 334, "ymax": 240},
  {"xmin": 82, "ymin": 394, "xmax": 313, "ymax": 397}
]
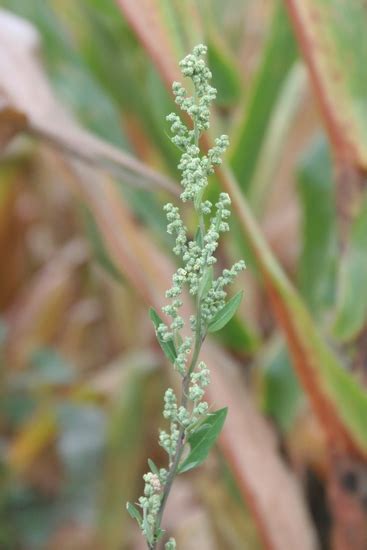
[{"xmin": 0, "ymin": 10, "xmax": 178, "ymax": 198}]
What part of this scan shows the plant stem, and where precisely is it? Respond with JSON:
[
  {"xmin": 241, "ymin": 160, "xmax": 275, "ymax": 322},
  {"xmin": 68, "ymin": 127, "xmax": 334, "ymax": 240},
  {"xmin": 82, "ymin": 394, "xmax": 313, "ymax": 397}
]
[
  {"xmin": 150, "ymin": 113, "xmax": 207, "ymax": 550},
  {"xmin": 151, "ymin": 308, "xmax": 203, "ymax": 549}
]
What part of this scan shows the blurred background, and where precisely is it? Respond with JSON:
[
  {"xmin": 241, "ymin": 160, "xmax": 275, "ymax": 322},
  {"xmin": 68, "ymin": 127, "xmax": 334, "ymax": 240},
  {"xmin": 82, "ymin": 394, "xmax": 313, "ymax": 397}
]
[{"xmin": 1, "ymin": 1, "xmax": 367, "ymax": 549}]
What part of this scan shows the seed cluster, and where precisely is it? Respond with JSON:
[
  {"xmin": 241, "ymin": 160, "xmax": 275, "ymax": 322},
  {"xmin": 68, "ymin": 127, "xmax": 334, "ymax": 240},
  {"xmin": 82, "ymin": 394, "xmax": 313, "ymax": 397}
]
[{"xmin": 130, "ymin": 45, "xmax": 245, "ymax": 550}]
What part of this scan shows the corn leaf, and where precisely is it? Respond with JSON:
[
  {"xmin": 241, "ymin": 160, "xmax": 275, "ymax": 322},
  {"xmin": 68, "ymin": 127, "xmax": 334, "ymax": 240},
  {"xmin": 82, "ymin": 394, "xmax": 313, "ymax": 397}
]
[
  {"xmin": 297, "ymin": 134, "xmax": 337, "ymax": 313},
  {"xmin": 230, "ymin": 2, "xmax": 297, "ymax": 193},
  {"xmin": 207, "ymin": 34, "xmax": 242, "ymax": 108},
  {"xmin": 333, "ymin": 193, "xmax": 367, "ymax": 342},
  {"xmin": 285, "ymin": 0, "xmax": 367, "ymax": 168}
]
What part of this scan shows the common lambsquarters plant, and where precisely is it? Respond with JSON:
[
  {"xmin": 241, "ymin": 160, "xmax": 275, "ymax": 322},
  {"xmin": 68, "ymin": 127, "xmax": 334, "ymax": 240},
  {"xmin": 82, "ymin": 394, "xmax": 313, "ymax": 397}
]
[{"xmin": 127, "ymin": 44, "xmax": 245, "ymax": 550}]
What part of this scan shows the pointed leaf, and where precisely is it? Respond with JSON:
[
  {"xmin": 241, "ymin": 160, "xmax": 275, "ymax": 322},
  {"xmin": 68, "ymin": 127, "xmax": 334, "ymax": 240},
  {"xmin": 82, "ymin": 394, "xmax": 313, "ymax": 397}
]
[
  {"xmin": 148, "ymin": 458, "xmax": 159, "ymax": 476},
  {"xmin": 297, "ymin": 134, "xmax": 337, "ymax": 312},
  {"xmin": 208, "ymin": 291, "xmax": 243, "ymax": 333},
  {"xmin": 333, "ymin": 194, "xmax": 367, "ymax": 341},
  {"xmin": 126, "ymin": 502, "xmax": 142, "ymax": 526},
  {"xmin": 198, "ymin": 267, "xmax": 213, "ymax": 301},
  {"xmin": 178, "ymin": 408, "xmax": 227, "ymax": 474},
  {"xmin": 82, "ymin": 206, "xmax": 123, "ymax": 283},
  {"xmin": 149, "ymin": 307, "xmax": 177, "ymax": 363},
  {"xmin": 262, "ymin": 343, "xmax": 302, "ymax": 433},
  {"xmin": 207, "ymin": 35, "xmax": 242, "ymax": 107},
  {"xmin": 230, "ymin": 2, "xmax": 297, "ymax": 192},
  {"xmin": 194, "ymin": 226, "xmax": 203, "ymax": 248}
]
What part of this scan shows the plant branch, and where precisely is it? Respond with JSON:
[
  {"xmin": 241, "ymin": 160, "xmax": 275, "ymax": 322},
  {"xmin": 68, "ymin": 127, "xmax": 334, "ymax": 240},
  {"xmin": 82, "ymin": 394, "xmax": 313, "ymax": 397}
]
[{"xmin": 151, "ymin": 304, "xmax": 204, "ymax": 549}]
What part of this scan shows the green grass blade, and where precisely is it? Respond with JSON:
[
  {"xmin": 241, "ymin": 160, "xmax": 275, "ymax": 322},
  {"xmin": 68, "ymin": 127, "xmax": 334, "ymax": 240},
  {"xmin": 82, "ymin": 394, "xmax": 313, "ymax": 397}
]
[
  {"xmin": 297, "ymin": 134, "xmax": 337, "ymax": 313},
  {"xmin": 230, "ymin": 2, "xmax": 297, "ymax": 193}
]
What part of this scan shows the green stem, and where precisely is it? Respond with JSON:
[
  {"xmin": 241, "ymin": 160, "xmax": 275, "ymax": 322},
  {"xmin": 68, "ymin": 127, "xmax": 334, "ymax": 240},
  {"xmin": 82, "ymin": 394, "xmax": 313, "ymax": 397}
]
[
  {"xmin": 151, "ymin": 305, "xmax": 203, "ymax": 549},
  {"xmin": 150, "ymin": 95, "xmax": 208, "ymax": 550}
]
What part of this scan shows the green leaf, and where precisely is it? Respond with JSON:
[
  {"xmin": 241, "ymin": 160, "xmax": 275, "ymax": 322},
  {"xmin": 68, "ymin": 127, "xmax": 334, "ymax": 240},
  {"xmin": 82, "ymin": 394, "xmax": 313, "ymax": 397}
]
[
  {"xmin": 297, "ymin": 134, "xmax": 337, "ymax": 313},
  {"xmin": 215, "ymin": 314, "xmax": 259, "ymax": 354},
  {"xmin": 82, "ymin": 206, "xmax": 123, "ymax": 283},
  {"xmin": 198, "ymin": 267, "xmax": 213, "ymax": 301},
  {"xmin": 249, "ymin": 63, "xmax": 307, "ymax": 214},
  {"xmin": 230, "ymin": 2, "xmax": 297, "ymax": 192},
  {"xmin": 333, "ymin": 193, "xmax": 367, "ymax": 341},
  {"xmin": 155, "ymin": 527, "xmax": 165, "ymax": 541},
  {"xmin": 178, "ymin": 408, "xmax": 227, "ymax": 474},
  {"xmin": 149, "ymin": 308, "xmax": 177, "ymax": 363},
  {"xmin": 126, "ymin": 502, "xmax": 142, "ymax": 526},
  {"xmin": 75, "ymin": 2, "xmax": 180, "ymax": 173},
  {"xmin": 100, "ymin": 357, "xmax": 163, "ymax": 546},
  {"xmin": 194, "ymin": 226, "xmax": 204, "ymax": 248},
  {"xmin": 208, "ymin": 291, "xmax": 243, "ymax": 333},
  {"xmin": 147, "ymin": 458, "xmax": 159, "ymax": 476},
  {"xmin": 207, "ymin": 35, "xmax": 242, "ymax": 107},
  {"xmin": 261, "ymin": 342, "xmax": 303, "ymax": 433}
]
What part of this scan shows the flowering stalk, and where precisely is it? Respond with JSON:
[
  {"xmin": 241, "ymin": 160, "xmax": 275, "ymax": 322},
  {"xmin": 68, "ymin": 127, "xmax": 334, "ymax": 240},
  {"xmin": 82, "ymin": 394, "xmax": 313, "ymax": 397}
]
[{"xmin": 127, "ymin": 44, "xmax": 245, "ymax": 550}]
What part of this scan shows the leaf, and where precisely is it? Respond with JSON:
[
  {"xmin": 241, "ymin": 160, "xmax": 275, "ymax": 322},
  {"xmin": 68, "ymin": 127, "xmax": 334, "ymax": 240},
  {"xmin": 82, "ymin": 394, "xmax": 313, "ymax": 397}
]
[
  {"xmin": 99, "ymin": 355, "xmax": 163, "ymax": 548},
  {"xmin": 285, "ymin": 0, "xmax": 367, "ymax": 168},
  {"xmin": 230, "ymin": 2, "xmax": 297, "ymax": 192},
  {"xmin": 215, "ymin": 314, "xmax": 259, "ymax": 354},
  {"xmin": 194, "ymin": 226, "xmax": 203, "ymax": 248},
  {"xmin": 198, "ymin": 267, "xmax": 213, "ymax": 300},
  {"xmin": 148, "ymin": 458, "xmax": 159, "ymax": 476},
  {"xmin": 115, "ymin": 0, "xmax": 181, "ymax": 90},
  {"xmin": 333, "ymin": 193, "xmax": 367, "ymax": 341},
  {"xmin": 208, "ymin": 291, "xmax": 243, "ymax": 333},
  {"xmin": 249, "ymin": 63, "xmax": 307, "ymax": 214},
  {"xmin": 81, "ymin": 206, "xmax": 123, "ymax": 283},
  {"xmin": 207, "ymin": 34, "xmax": 242, "ymax": 108},
  {"xmin": 149, "ymin": 308, "xmax": 177, "ymax": 363},
  {"xmin": 4, "ymin": 243, "xmax": 85, "ymax": 368},
  {"xmin": 76, "ymin": 1, "xmax": 181, "ymax": 173},
  {"xmin": 126, "ymin": 502, "xmax": 142, "ymax": 526},
  {"xmin": 261, "ymin": 342, "xmax": 303, "ymax": 433},
  {"xmin": 297, "ymin": 134, "xmax": 337, "ymax": 312},
  {"xmin": 178, "ymin": 408, "xmax": 227, "ymax": 474},
  {"xmin": 0, "ymin": 102, "xmax": 28, "ymax": 149}
]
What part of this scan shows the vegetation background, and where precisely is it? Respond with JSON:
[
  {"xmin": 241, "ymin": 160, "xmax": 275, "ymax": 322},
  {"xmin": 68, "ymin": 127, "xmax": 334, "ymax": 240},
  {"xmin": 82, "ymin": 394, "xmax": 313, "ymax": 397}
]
[{"xmin": 1, "ymin": 1, "xmax": 367, "ymax": 549}]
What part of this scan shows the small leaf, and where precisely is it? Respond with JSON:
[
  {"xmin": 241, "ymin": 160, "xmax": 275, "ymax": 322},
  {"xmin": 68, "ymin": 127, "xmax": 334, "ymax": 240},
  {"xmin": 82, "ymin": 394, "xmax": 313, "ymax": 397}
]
[
  {"xmin": 149, "ymin": 308, "xmax": 177, "ymax": 363},
  {"xmin": 198, "ymin": 267, "xmax": 213, "ymax": 300},
  {"xmin": 194, "ymin": 189, "xmax": 204, "ymax": 210},
  {"xmin": 178, "ymin": 408, "xmax": 227, "ymax": 474},
  {"xmin": 126, "ymin": 502, "xmax": 142, "ymax": 526},
  {"xmin": 148, "ymin": 458, "xmax": 159, "ymax": 476},
  {"xmin": 194, "ymin": 226, "xmax": 203, "ymax": 248},
  {"xmin": 208, "ymin": 291, "xmax": 243, "ymax": 333},
  {"xmin": 155, "ymin": 528, "xmax": 165, "ymax": 541}
]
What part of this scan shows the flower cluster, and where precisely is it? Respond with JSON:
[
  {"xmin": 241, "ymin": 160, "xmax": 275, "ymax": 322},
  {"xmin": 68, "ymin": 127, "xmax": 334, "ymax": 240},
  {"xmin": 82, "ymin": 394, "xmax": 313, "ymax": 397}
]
[
  {"xmin": 138, "ymin": 470, "xmax": 166, "ymax": 544},
  {"xmin": 129, "ymin": 44, "xmax": 245, "ymax": 550}
]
